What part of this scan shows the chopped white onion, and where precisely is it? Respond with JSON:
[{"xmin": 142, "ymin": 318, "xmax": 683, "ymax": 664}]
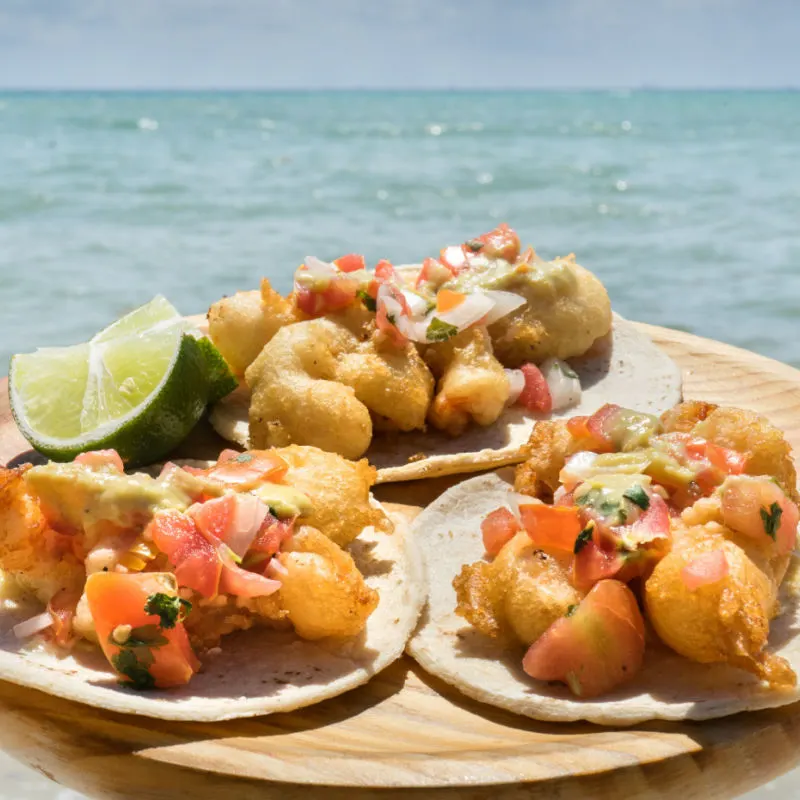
[
  {"xmin": 505, "ymin": 491, "xmax": 539, "ymax": 521},
  {"xmin": 553, "ymin": 485, "xmax": 570, "ymax": 505},
  {"xmin": 482, "ymin": 290, "xmax": 527, "ymax": 326},
  {"xmin": 295, "ymin": 256, "xmax": 337, "ymax": 289},
  {"xmin": 401, "ymin": 289, "xmax": 432, "ymax": 318},
  {"xmin": 436, "ymin": 292, "xmax": 495, "ymax": 331},
  {"xmin": 505, "ymin": 368, "xmax": 525, "ymax": 405},
  {"xmin": 227, "ymin": 494, "xmax": 270, "ymax": 557},
  {"xmin": 398, "ymin": 316, "xmax": 433, "ymax": 343},
  {"xmin": 559, "ymin": 451, "xmax": 598, "ymax": 486},
  {"xmin": 13, "ymin": 611, "xmax": 54, "ymax": 640},
  {"xmin": 442, "ymin": 246, "xmax": 467, "ymax": 269},
  {"xmin": 540, "ymin": 357, "xmax": 582, "ymax": 411}
]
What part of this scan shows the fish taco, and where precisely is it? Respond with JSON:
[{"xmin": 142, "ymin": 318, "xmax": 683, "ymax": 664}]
[
  {"xmin": 206, "ymin": 224, "xmax": 682, "ymax": 483},
  {"xmin": 407, "ymin": 402, "xmax": 800, "ymax": 724},
  {"xmin": 0, "ymin": 446, "xmax": 423, "ymax": 720}
]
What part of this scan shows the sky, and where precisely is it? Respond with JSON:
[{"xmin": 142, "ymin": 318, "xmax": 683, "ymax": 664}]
[{"xmin": 0, "ymin": 0, "xmax": 798, "ymax": 89}]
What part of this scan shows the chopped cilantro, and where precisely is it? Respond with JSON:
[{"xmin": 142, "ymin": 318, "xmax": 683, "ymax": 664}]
[
  {"xmin": 121, "ymin": 624, "xmax": 169, "ymax": 648},
  {"xmin": 565, "ymin": 604, "xmax": 578, "ymax": 617},
  {"xmin": 233, "ymin": 453, "xmax": 253, "ymax": 464},
  {"xmin": 465, "ymin": 239, "xmax": 484, "ymax": 252},
  {"xmin": 623, "ymin": 485, "xmax": 650, "ymax": 510},
  {"xmin": 112, "ymin": 648, "xmax": 156, "ymax": 691},
  {"xmin": 386, "ymin": 312, "xmax": 397, "ymax": 325},
  {"xmin": 760, "ymin": 502, "xmax": 783, "ymax": 541},
  {"xmin": 144, "ymin": 593, "xmax": 191, "ymax": 629},
  {"xmin": 574, "ymin": 525, "xmax": 594, "ymax": 554},
  {"xmin": 356, "ymin": 289, "xmax": 377, "ymax": 312},
  {"xmin": 426, "ymin": 317, "xmax": 459, "ymax": 342},
  {"xmin": 558, "ymin": 361, "xmax": 579, "ymax": 380}
]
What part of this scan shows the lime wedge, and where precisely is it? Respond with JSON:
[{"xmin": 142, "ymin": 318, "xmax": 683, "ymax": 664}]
[{"xmin": 9, "ymin": 297, "xmax": 235, "ymax": 467}]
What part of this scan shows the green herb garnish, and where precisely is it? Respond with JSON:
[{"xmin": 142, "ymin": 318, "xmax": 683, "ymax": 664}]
[
  {"xmin": 233, "ymin": 453, "xmax": 253, "ymax": 464},
  {"xmin": 356, "ymin": 289, "xmax": 377, "ymax": 312},
  {"xmin": 574, "ymin": 525, "xmax": 594, "ymax": 554},
  {"xmin": 121, "ymin": 624, "xmax": 169, "ymax": 648},
  {"xmin": 144, "ymin": 593, "xmax": 192, "ymax": 629},
  {"xmin": 565, "ymin": 604, "xmax": 578, "ymax": 617},
  {"xmin": 760, "ymin": 502, "xmax": 783, "ymax": 541},
  {"xmin": 426, "ymin": 317, "xmax": 459, "ymax": 342},
  {"xmin": 623, "ymin": 485, "xmax": 650, "ymax": 510},
  {"xmin": 465, "ymin": 239, "xmax": 484, "ymax": 252},
  {"xmin": 112, "ymin": 648, "xmax": 156, "ymax": 691}
]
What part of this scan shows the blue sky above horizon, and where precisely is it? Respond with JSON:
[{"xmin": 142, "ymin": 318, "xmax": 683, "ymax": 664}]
[{"xmin": 1, "ymin": 0, "xmax": 798, "ymax": 89}]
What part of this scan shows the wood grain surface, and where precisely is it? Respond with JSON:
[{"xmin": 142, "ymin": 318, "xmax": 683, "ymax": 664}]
[{"xmin": 2, "ymin": 323, "xmax": 800, "ymax": 799}]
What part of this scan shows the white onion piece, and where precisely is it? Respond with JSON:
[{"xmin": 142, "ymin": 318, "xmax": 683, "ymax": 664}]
[
  {"xmin": 505, "ymin": 368, "xmax": 525, "ymax": 405},
  {"xmin": 559, "ymin": 451, "xmax": 598, "ymax": 487},
  {"xmin": 227, "ymin": 495, "xmax": 270, "ymax": 557},
  {"xmin": 401, "ymin": 289, "xmax": 432, "ymax": 318},
  {"xmin": 295, "ymin": 256, "xmax": 337, "ymax": 289},
  {"xmin": 442, "ymin": 246, "xmax": 467, "ymax": 269},
  {"xmin": 398, "ymin": 316, "xmax": 432, "ymax": 343},
  {"xmin": 436, "ymin": 292, "xmax": 495, "ymax": 331},
  {"xmin": 482, "ymin": 290, "xmax": 527, "ymax": 325},
  {"xmin": 553, "ymin": 485, "xmax": 570, "ymax": 505},
  {"xmin": 267, "ymin": 558, "xmax": 289, "ymax": 578},
  {"xmin": 505, "ymin": 491, "xmax": 539, "ymax": 521},
  {"xmin": 13, "ymin": 611, "xmax": 54, "ymax": 640},
  {"xmin": 540, "ymin": 357, "xmax": 582, "ymax": 411}
]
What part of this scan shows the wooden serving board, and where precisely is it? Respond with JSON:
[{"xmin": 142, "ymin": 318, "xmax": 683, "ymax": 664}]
[{"xmin": 2, "ymin": 323, "xmax": 800, "ymax": 799}]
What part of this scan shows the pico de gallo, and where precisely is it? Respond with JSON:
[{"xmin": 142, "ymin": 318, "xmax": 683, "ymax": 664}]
[
  {"xmin": 6, "ymin": 446, "xmax": 377, "ymax": 691},
  {"xmin": 457, "ymin": 402, "xmax": 800, "ymax": 698},
  {"xmin": 291, "ymin": 224, "xmax": 584, "ymax": 416}
]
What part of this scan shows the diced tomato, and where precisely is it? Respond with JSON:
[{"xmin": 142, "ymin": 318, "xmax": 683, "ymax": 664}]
[
  {"xmin": 481, "ymin": 507, "xmax": 520, "ymax": 556},
  {"xmin": 334, "ymin": 254, "xmax": 366, "ymax": 273},
  {"xmin": 436, "ymin": 289, "xmax": 466, "ymax": 314},
  {"xmin": 250, "ymin": 514, "xmax": 296, "ymax": 557},
  {"xmin": 376, "ymin": 283, "xmax": 411, "ymax": 347},
  {"xmin": 374, "ymin": 259, "xmax": 397, "ymax": 282},
  {"xmin": 520, "ymin": 504, "xmax": 582, "ymax": 553},
  {"xmin": 86, "ymin": 571, "xmax": 199, "ymax": 689},
  {"xmin": 623, "ymin": 493, "xmax": 671, "ymax": 546},
  {"xmin": 190, "ymin": 493, "xmax": 269, "ymax": 557},
  {"xmin": 686, "ymin": 440, "xmax": 747, "ymax": 475},
  {"xmin": 147, "ymin": 511, "xmax": 222, "ymax": 599},
  {"xmin": 522, "ymin": 579, "xmax": 645, "ymax": 698},
  {"xmin": 294, "ymin": 276, "xmax": 359, "ymax": 317},
  {"xmin": 415, "ymin": 257, "xmax": 455, "ymax": 289},
  {"xmin": 566, "ymin": 406, "xmax": 618, "ymax": 453},
  {"xmin": 720, "ymin": 476, "xmax": 799, "ymax": 555},
  {"xmin": 47, "ymin": 588, "xmax": 81, "ymax": 649},
  {"xmin": 74, "ymin": 449, "xmax": 124, "ymax": 472},
  {"xmin": 203, "ymin": 450, "xmax": 289, "ymax": 489},
  {"xmin": 517, "ymin": 364, "xmax": 553, "ymax": 413},
  {"xmin": 476, "ymin": 223, "xmax": 521, "ymax": 262},
  {"xmin": 217, "ymin": 449, "xmax": 243, "ymax": 464},
  {"xmin": 681, "ymin": 549, "xmax": 729, "ymax": 590},
  {"xmin": 572, "ymin": 524, "xmax": 625, "ymax": 592}
]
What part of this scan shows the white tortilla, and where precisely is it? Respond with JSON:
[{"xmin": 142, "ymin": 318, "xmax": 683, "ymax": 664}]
[
  {"xmin": 406, "ymin": 472, "xmax": 800, "ymax": 725},
  {"xmin": 0, "ymin": 503, "xmax": 425, "ymax": 721},
  {"xmin": 210, "ymin": 315, "xmax": 682, "ymax": 484}
]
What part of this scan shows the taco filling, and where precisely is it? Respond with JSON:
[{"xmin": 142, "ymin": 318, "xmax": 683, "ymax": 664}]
[
  {"xmin": 0, "ymin": 445, "xmax": 388, "ymax": 691},
  {"xmin": 454, "ymin": 402, "xmax": 799, "ymax": 699},
  {"xmin": 207, "ymin": 224, "xmax": 614, "ymax": 461}
]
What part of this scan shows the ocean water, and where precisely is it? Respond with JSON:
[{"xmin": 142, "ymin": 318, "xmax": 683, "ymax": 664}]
[
  {"xmin": 2, "ymin": 90, "xmax": 800, "ymax": 798},
  {"xmin": 2, "ymin": 90, "xmax": 800, "ymax": 369}
]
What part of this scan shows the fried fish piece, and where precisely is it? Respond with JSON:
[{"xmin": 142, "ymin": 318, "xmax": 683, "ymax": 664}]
[
  {"xmin": 487, "ymin": 256, "xmax": 612, "ymax": 367},
  {"xmin": 278, "ymin": 444, "xmax": 388, "ymax": 547},
  {"xmin": 454, "ymin": 532, "xmax": 580, "ymax": 646},
  {"xmin": 514, "ymin": 420, "xmax": 578, "ymax": 501},
  {"xmin": 644, "ymin": 520, "xmax": 795, "ymax": 688},
  {"xmin": 425, "ymin": 327, "xmax": 509, "ymax": 437},
  {"xmin": 208, "ymin": 279, "xmax": 301, "ymax": 377},
  {"xmin": 277, "ymin": 525, "xmax": 378, "ymax": 640},
  {"xmin": 660, "ymin": 401, "xmax": 719, "ymax": 434}
]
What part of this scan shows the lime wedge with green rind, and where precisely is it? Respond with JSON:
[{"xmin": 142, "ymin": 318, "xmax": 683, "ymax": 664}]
[{"xmin": 9, "ymin": 297, "xmax": 234, "ymax": 468}]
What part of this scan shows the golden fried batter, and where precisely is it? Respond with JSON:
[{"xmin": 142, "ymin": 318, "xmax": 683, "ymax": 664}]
[
  {"xmin": 278, "ymin": 444, "xmax": 387, "ymax": 547},
  {"xmin": 454, "ymin": 532, "xmax": 580, "ymax": 646},
  {"xmin": 246, "ymin": 318, "xmax": 373, "ymax": 459},
  {"xmin": 487, "ymin": 258, "xmax": 612, "ymax": 367},
  {"xmin": 425, "ymin": 327, "xmax": 509, "ymax": 436},
  {"xmin": 693, "ymin": 407, "xmax": 798, "ymax": 501},
  {"xmin": 208, "ymin": 280, "xmax": 300, "ymax": 377},
  {"xmin": 514, "ymin": 420, "xmax": 578, "ymax": 500},
  {"xmin": 277, "ymin": 525, "xmax": 378, "ymax": 639},
  {"xmin": 0, "ymin": 467, "xmax": 84, "ymax": 604},
  {"xmin": 644, "ymin": 521, "xmax": 795, "ymax": 688},
  {"xmin": 660, "ymin": 401, "xmax": 719, "ymax": 434}
]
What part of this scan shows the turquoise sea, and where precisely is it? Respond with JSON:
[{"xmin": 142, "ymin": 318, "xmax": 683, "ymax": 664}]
[
  {"xmin": 2, "ymin": 90, "xmax": 800, "ymax": 369},
  {"xmin": 1, "ymin": 90, "xmax": 800, "ymax": 799}
]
